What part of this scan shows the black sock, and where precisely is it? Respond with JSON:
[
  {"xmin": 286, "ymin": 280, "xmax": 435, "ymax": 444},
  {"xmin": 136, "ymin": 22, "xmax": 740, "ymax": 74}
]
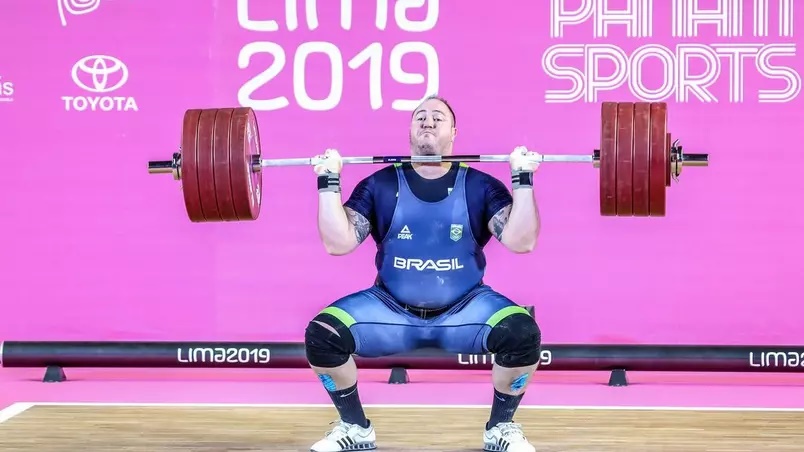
[
  {"xmin": 486, "ymin": 388, "xmax": 524, "ymax": 430},
  {"xmin": 327, "ymin": 383, "xmax": 370, "ymax": 428}
]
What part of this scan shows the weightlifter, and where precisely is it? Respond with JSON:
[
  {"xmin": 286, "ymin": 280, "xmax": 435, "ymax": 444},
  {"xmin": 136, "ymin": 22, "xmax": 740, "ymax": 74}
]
[{"xmin": 305, "ymin": 95, "xmax": 543, "ymax": 452}]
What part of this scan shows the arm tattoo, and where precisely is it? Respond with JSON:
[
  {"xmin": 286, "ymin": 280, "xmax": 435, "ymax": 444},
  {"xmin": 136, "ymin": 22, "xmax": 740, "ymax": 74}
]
[
  {"xmin": 491, "ymin": 205, "xmax": 512, "ymax": 241},
  {"xmin": 346, "ymin": 208, "xmax": 371, "ymax": 244}
]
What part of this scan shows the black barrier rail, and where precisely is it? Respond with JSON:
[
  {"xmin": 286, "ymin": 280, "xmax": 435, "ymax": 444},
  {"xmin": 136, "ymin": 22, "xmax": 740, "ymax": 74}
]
[{"xmin": 2, "ymin": 341, "xmax": 804, "ymax": 386}]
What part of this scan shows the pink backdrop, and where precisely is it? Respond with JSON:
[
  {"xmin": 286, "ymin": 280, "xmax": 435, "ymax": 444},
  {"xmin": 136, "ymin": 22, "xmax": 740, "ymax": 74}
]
[{"xmin": 1, "ymin": 0, "xmax": 802, "ymax": 346}]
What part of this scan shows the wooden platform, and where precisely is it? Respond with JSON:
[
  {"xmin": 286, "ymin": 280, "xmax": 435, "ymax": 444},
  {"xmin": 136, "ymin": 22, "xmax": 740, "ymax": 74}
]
[{"xmin": 1, "ymin": 404, "xmax": 803, "ymax": 451}]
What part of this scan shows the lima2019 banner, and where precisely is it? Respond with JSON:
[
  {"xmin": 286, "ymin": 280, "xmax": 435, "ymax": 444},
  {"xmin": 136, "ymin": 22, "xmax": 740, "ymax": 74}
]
[
  {"xmin": 0, "ymin": 0, "xmax": 802, "ymax": 346},
  {"xmin": 6, "ymin": 0, "xmax": 797, "ymax": 113}
]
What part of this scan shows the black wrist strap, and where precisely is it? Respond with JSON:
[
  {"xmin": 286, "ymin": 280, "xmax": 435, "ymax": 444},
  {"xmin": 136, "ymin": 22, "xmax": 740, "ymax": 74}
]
[
  {"xmin": 318, "ymin": 173, "xmax": 341, "ymax": 193},
  {"xmin": 511, "ymin": 170, "xmax": 533, "ymax": 189}
]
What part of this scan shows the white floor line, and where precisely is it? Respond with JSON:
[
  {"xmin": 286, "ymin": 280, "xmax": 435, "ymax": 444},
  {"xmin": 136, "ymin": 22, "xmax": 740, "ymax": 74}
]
[
  {"xmin": 15, "ymin": 401, "xmax": 804, "ymax": 412},
  {"xmin": 0, "ymin": 403, "xmax": 34, "ymax": 424}
]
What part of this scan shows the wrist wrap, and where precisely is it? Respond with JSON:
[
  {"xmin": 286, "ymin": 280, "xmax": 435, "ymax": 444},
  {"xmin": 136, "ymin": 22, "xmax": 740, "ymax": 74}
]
[
  {"xmin": 511, "ymin": 170, "xmax": 533, "ymax": 189},
  {"xmin": 318, "ymin": 172, "xmax": 341, "ymax": 193}
]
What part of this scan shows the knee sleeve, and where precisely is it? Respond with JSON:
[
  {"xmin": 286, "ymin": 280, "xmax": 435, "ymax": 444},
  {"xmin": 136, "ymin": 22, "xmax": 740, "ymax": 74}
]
[
  {"xmin": 486, "ymin": 312, "xmax": 542, "ymax": 368},
  {"xmin": 304, "ymin": 313, "xmax": 356, "ymax": 368}
]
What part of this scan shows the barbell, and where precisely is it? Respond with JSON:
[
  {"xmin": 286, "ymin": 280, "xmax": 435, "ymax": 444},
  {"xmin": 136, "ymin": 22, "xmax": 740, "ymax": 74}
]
[{"xmin": 147, "ymin": 102, "xmax": 708, "ymax": 222}]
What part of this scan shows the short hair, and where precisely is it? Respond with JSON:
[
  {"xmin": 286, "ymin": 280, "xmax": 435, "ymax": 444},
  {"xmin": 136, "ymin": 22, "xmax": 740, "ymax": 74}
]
[{"xmin": 413, "ymin": 94, "xmax": 456, "ymax": 128}]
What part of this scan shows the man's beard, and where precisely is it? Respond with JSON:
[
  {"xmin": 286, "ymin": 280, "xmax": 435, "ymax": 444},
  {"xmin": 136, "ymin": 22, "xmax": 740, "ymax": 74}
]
[
  {"xmin": 415, "ymin": 142, "xmax": 438, "ymax": 155},
  {"xmin": 411, "ymin": 134, "xmax": 440, "ymax": 155}
]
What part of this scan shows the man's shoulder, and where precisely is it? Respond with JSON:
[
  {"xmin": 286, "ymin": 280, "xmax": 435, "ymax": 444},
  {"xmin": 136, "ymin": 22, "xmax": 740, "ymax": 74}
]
[
  {"xmin": 370, "ymin": 164, "xmax": 400, "ymax": 180},
  {"xmin": 355, "ymin": 164, "xmax": 400, "ymax": 190},
  {"xmin": 463, "ymin": 165, "xmax": 506, "ymax": 189},
  {"xmin": 463, "ymin": 165, "xmax": 512, "ymax": 216}
]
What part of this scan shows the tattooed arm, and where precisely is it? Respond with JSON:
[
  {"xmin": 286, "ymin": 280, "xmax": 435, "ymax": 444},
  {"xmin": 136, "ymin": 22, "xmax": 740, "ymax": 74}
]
[
  {"xmin": 317, "ymin": 196, "xmax": 372, "ymax": 255},
  {"xmin": 487, "ymin": 179, "xmax": 540, "ymax": 254},
  {"xmin": 490, "ymin": 204, "xmax": 512, "ymax": 242},
  {"xmin": 345, "ymin": 207, "xmax": 372, "ymax": 246},
  {"xmin": 317, "ymin": 177, "xmax": 374, "ymax": 255}
]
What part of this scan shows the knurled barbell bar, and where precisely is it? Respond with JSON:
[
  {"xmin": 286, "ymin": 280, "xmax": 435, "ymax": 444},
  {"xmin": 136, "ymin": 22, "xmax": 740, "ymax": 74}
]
[{"xmin": 147, "ymin": 102, "xmax": 708, "ymax": 222}]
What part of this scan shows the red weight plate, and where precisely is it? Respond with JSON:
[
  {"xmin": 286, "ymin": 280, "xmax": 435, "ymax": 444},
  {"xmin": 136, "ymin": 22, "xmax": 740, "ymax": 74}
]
[
  {"xmin": 649, "ymin": 103, "xmax": 668, "ymax": 216},
  {"xmin": 599, "ymin": 102, "xmax": 618, "ymax": 216},
  {"xmin": 213, "ymin": 108, "xmax": 239, "ymax": 221},
  {"xmin": 181, "ymin": 109, "xmax": 205, "ymax": 222},
  {"xmin": 229, "ymin": 108, "xmax": 263, "ymax": 221},
  {"xmin": 196, "ymin": 109, "xmax": 223, "ymax": 221},
  {"xmin": 631, "ymin": 103, "xmax": 651, "ymax": 216},
  {"xmin": 666, "ymin": 132, "xmax": 672, "ymax": 187},
  {"xmin": 615, "ymin": 103, "xmax": 634, "ymax": 216}
]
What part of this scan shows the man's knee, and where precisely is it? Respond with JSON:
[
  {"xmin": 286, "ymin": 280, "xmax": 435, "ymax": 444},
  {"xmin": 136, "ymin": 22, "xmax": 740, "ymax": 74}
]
[
  {"xmin": 486, "ymin": 312, "xmax": 542, "ymax": 368},
  {"xmin": 304, "ymin": 313, "xmax": 356, "ymax": 368}
]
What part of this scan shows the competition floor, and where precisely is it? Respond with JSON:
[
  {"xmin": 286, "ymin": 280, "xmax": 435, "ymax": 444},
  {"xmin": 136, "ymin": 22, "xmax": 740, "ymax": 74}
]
[{"xmin": 2, "ymin": 368, "xmax": 804, "ymax": 451}]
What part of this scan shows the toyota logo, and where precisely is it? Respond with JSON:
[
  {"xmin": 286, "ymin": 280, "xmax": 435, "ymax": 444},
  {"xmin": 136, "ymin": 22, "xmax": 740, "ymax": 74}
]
[{"xmin": 71, "ymin": 55, "xmax": 129, "ymax": 93}]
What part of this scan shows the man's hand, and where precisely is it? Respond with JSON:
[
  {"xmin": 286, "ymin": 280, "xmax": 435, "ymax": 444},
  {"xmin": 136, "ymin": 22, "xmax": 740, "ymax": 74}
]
[
  {"xmin": 314, "ymin": 148, "xmax": 366, "ymax": 255},
  {"xmin": 509, "ymin": 146, "xmax": 541, "ymax": 173},
  {"xmin": 489, "ymin": 146, "xmax": 541, "ymax": 253},
  {"xmin": 313, "ymin": 148, "xmax": 343, "ymax": 175}
]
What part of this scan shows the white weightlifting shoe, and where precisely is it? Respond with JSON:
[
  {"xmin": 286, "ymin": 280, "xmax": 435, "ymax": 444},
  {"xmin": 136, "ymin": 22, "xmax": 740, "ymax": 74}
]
[
  {"xmin": 483, "ymin": 422, "xmax": 536, "ymax": 452},
  {"xmin": 310, "ymin": 420, "xmax": 376, "ymax": 451}
]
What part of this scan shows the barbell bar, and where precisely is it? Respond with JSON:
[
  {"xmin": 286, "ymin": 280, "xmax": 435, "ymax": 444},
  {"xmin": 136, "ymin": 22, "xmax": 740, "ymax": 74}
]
[
  {"xmin": 149, "ymin": 153, "xmax": 593, "ymax": 171},
  {"xmin": 147, "ymin": 102, "xmax": 709, "ymax": 222}
]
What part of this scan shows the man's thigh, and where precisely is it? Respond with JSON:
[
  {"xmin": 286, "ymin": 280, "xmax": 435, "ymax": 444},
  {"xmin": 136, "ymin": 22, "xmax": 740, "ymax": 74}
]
[
  {"xmin": 434, "ymin": 285, "xmax": 532, "ymax": 354},
  {"xmin": 317, "ymin": 286, "xmax": 425, "ymax": 358}
]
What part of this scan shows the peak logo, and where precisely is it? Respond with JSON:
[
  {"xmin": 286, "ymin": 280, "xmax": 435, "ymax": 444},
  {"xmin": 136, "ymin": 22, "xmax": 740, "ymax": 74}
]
[{"xmin": 62, "ymin": 55, "xmax": 139, "ymax": 112}]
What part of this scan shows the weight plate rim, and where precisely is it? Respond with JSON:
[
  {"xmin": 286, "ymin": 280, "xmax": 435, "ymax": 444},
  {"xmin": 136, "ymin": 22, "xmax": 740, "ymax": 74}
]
[
  {"xmin": 229, "ymin": 107, "xmax": 262, "ymax": 221},
  {"xmin": 665, "ymin": 132, "xmax": 672, "ymax": 188},
  {"xmin": 599, "ymin": 102, "xmax": 618, "ymax": 216},
  {"xmin": 615, "ymin": 102, "xmax": 635, "ymax": 216},
  {"xmin": 181, "ymin": 109, "xmax": 205, "ymax": 222},
  {"xmin": 197, "ymin": 109, "xmax": 223, "ymax": 222},
  {"xmin": 247, "ymin": 108, "xmax": 262, "ymax": 219},
  {"xmin": 632, "ymin": 103, "xmax": 651, "ymax": 216},
  {"xmin": 649, "ymin": 103, "xmax": 668, "ymax": 216},
  {"xmin": 213, "ymin": 108, "xmax": 239, "ymax": 221}
]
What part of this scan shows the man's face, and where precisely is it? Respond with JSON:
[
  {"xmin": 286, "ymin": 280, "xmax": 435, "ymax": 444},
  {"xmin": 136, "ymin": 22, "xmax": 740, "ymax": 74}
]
[{"xmin": 409, "ymin": 98, "xmax": 456, "ymax": 156}]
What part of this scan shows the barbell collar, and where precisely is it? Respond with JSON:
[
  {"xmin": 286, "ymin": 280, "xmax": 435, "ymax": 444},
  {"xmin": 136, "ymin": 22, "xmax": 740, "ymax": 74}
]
[
  {"xmin": 147, "ymin": 152, "xmax": 183, "ymax": 179},
  {"xmin": 148, "ymin": 161, "xmax": 174, "ymax": 174},
  {"xmin": 679, "ymin": 153, "xmax": 708, "ymax": 167}
]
